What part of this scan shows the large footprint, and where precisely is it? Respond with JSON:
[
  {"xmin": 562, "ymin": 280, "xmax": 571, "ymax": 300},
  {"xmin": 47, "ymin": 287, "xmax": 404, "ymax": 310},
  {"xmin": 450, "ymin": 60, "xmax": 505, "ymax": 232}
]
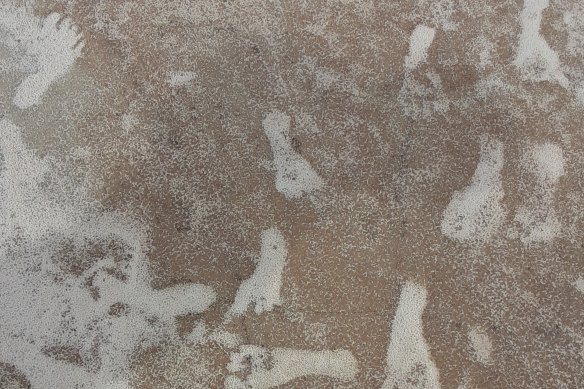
[{"xmin": 513, "ymin": 0, "xmax": 569, "ymax": 88}]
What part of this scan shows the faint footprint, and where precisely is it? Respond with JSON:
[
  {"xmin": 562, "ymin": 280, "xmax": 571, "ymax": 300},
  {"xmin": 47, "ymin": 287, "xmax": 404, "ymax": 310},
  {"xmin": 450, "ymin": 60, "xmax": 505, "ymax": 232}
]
[
  {"xmin": 399, "ymin": 24, "xmax": 450, "ymax": 118},
  {"xmin": 225, "ymin": 345, "xmax": 358, "ymax": 389},
  {"xmin": 441, "ymin": 137, "xmax": 506, "ymax": 243},
  {"xmin": 514, "ymin": 142, "xmax": 564, "ymax": 243},
  {"xmin": 12, "ymin": 12, "xmax": 84, "ymax": 109}
]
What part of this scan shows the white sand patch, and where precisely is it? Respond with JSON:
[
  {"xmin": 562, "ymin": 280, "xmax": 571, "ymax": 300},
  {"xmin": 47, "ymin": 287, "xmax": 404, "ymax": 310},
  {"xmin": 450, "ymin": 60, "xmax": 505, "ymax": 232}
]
[
  {"xmin": 468, "ymin": 327, "xmax": 492, "ymax": 364},
  {"xmin": 262, "ymin": 111, "xmax": 323, "ymax": 199},
  {"xmin": 573, "ymin": 277, "xmax": 584, "ymax": 295},
  {"xmin": 515, "ymin": 142, "xmax": 564, "ymax": 244},
  {"xmin": 531, "ymin": 142, "xmax": 565, "ymax": 182},
  {"xmin": 441, "ymin": 138, "xmax": 505, "ymax": 243},
  {"xmin": 513, "ymin": 0, "xmax": 569, "ymax": 88},
  {"xmin": 382, "ymin": 282, "xmax": 440, "ymax": 389},
  {"xmin": 208, "ymin": 328, "xmax": 242, "ymax": 349},
  {"xmin": 167, "ymin": 70, "xmax": 195, "ymax": 86},
  {"xmin": 405, "ymin": 25, "xmax": 436, "ymax": 71},
  {"xmin": 226, "ymin": 228, "xmax": 288, "ymax": 317},
  {"xmin": 225, "ymin": 346, "xmax": 357, "ymax": 389},
  {"xmin": 0, "ymin": 7, "xmax": 84, "ymax": 109},
  {"xmin": 0, "ymin": 119, "xmax": 216, "ymax": 388}
]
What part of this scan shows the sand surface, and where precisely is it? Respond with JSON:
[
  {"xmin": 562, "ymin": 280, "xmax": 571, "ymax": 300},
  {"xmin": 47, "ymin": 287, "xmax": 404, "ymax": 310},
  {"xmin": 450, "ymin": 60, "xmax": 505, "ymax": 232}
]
[{"xmin": 1, "ymin": 0, "xmax": 584, "ymax": 388}]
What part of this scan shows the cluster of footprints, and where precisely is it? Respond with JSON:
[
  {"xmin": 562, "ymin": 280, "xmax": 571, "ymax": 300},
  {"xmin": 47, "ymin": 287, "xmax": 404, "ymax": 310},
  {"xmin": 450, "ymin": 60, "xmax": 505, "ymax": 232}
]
[
  {"xmin": 0, "ymin": 7, "xmax": 440, "ymax": 388},
  {"xmin": 441, "ymin": 137, "xmax": 565, "ymax": 245},
  {"xmin": 221, "ymin": 113, "xmax": 439, "ymax": 388},
  {"xmin": 0, "ymin": 3, "xmax": 575, "ymax": 389},
  {"xmin": 224, "ymin": 236, "xmax": 438, "ymax": 389},
  {"xmin": 0, "ymin": 129, "xmax": 436, "ymax": 388}
]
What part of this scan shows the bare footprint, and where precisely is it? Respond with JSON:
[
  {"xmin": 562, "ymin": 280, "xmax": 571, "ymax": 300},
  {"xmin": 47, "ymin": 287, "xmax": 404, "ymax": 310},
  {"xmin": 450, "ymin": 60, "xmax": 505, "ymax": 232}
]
[
  {"xmin": 382, "ymin": 282, "xmax": 440, "ymax": 389},
  {"xmin": 399, "ymin": 24, "xmax": 450, "ymax": 118},
  {"xmin": 441, "ymin": 137, "xmax": 505, "ymax": 243},
  {"xmin": 513, "ymin": 0, "xmax": 569, "ymax": 88},
  {"xmin": 226, "ymin": 228, "xmax": 288, "ymax": 318},
  {"xmin": 514, "ymin": 142, "xmax": 565, "ymax": 244},
  {"xmin": 262, "ymin": 111, "xmax": 323, "ymax": 199},
  {"xmin": 225, "ymin": 345, "xmax": 358, "ymax": 388}
]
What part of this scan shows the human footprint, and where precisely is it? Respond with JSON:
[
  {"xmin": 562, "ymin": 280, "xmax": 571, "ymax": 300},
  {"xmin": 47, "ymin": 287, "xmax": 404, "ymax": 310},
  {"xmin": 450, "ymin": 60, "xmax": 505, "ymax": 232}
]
[
  {"xmin": 12, "ymin": 12, "xmax": 84, "ymax": 109},
  {"xmin": 226, "ymin": 228, "xmax": 288, "ymax": 318},
  {"xmin": 382, "ymin": 282, "xmax": 440, "ymax": 389},
  {"xmin": 441, "ymin": 137, "xmax": 506, "ymax": 243},
  {"xmin": 514, "ymin": 142, "xmax": 565, "ymax": 243},
  {"xmin": 513, "ymin": 0, "xmax": 569, "ymax": 88},
  {"xmin": 262, "ymin": 111, "xmax": 323, "ymax": 199},
  {"xmin": 225, "ymin": 345, "xmax": 358, "ymax": 388},
  {"xmin": 399, "ymin": 24, "xmax": 451, "ymax": 118}
]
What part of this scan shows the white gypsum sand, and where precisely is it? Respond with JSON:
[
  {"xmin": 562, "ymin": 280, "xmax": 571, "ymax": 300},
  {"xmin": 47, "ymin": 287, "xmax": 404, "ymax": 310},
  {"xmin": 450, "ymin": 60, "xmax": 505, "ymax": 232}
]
[
  {"xmin": 227, "ymin": 228, "xmax": 287, "ymax": 317},
  {"xmin": 513, "ymin": 0, "xmax": 569, "ymax": 88},
  {"xmin": 515, "ymin": 142, "xmax": 565, "ymax": 243},
  {"xmin": 225, "ymin": 346, "xmax": 358, "ymax": 388},
  {"xmin": 382, "ymin": 282, "xmax": 440, "ymax": 389},
  {"xmin": 0, "ymin": 7, "xmax": 84, "ymax": 109},
  {"xmin": 441, "ymin": 137, "xmax": 505, "ymax": 243},
  {"xmin": 262, "ymin": 110, "xmax": 323, "ymax": 199},
  {"xmin": 0, "ymin": 119, "xmax": 215, "ymax": 388}
]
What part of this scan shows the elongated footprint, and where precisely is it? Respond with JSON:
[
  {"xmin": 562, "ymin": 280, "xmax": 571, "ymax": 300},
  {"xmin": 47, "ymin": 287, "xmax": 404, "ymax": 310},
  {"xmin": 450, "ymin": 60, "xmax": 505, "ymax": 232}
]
[
  {"xmin": 382, "ymin": 282, "xmax": 440, "ymax": 389},
  {"xmin": 262, "ymin": 111, "xmax": 323, "ymax": 199},
  {"xmin": 441, "ymin": 137, "xmax": 506, "ymax": 243}
]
